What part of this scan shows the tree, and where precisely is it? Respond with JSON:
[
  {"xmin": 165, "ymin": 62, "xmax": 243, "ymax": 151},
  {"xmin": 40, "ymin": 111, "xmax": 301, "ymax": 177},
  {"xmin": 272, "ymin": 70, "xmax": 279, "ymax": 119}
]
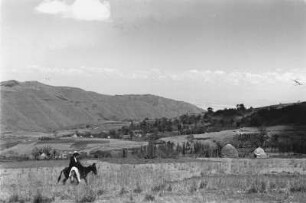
[
  {"xmin": 236, "ymin": 104, "xmax": 246, "ymax": 112},
  {"xmin": 258, "ymin": 126, "xmax": 268, "ymax": 147},
  {"xmin": 109, "ymin": 129, "xmax": 120, "ymax": 139},
  {"xmin": 207, "ymin": 107, "xmax": 214, "ymax": 114},
  {"xmin": 32, "ymin": 147, "xmax": 41, "ymax": 160},
  {"xmin": 146, "ymin": 141, "xmax": 155, "ymax": 159}
]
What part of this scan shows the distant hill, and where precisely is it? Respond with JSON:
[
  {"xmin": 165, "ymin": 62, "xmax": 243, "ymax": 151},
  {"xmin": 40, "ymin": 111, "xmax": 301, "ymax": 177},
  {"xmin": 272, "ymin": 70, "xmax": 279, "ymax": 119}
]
[
  {"xmin": 0, "ymin": 80, "xmax": 204, "ymax": 132},
  {"xmin": 241, "ymin": 102, "xmax": 306, "ymax": 126}
]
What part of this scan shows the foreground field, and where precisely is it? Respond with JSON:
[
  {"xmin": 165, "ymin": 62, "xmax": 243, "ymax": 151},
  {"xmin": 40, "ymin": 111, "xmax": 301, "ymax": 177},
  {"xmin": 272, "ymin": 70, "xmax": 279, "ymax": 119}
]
[{"xmin": 1, "ymin": 158, "xmax": 306, "ymax": 202}]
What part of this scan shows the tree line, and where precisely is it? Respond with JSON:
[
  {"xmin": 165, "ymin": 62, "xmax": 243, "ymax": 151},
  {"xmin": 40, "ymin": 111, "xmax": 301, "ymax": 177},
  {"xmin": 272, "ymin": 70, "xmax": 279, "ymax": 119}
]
[{"xmin": 107, "ymin": 104, "xmax": 251, "ymax": 140}]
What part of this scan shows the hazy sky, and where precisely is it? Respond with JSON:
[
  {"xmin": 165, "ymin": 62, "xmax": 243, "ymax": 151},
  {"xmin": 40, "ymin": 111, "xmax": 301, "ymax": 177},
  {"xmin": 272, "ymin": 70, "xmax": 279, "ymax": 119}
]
[{"xmin": 1, "ymin": 0, "xmax": 306, "ymax": 109}]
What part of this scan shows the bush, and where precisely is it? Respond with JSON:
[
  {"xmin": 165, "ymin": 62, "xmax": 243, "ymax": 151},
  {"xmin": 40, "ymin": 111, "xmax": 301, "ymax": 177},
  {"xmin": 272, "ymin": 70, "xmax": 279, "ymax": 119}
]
[
  {"xmin": 144, "ymin": 194, "xmax": 155, "ymax": 201},
  {"xmin": 119, "ymin": 187, "xmax": 128, "ymax": 196},
  {"xmin": 189, "ymin": 181, "xmax": 198, "ymax": 194},
  {"xmin": 8, "ymin": 194, "xmax": 24, "ymax": 203},
  {"xmin": 92, "ymin": 150, "xmax": 112, "ymax": 158},
  {"xmin": 290, "ymin": 183, "xmax": 306, "ymax": 193},
  {"xmin": 33, "ymin": 192, "xmax": 53, "ymax": 203},
  {"xmin": 76, "ymin": 188, "xmax": 96, "ymax": 203},
  {"xmin": 133, "ymin": 183, "xmax": 142, "ymax": 193},
  {"xmin": 97, "ymin": 189, "xmax": 104, "ymax": 196},
  {"xmin": 31, "ymin": 146, "xmax": 59, "ymax": 160},
  {"xmin": 199, "ymin": 180, "xmax": 208, "ymax": 189},
  {"xmin": 38, "ymin": 137, "xmax": 54, "ymax": 141},
  {"xmin": 151, "ymin": 184, "xmax": 166, "ymax": 192},
  {"xmin": 155, "ymin": 142, "xmax": 178, "ymax": 158},
  {"xmin": 247, "ymin": 179, "xmax": 267, "ymax": 194}
]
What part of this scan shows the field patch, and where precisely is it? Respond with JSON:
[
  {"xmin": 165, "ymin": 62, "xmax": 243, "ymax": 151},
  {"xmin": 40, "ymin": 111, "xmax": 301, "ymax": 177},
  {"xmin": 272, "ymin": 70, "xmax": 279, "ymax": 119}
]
[
  {"xmin": 0, "ymin": 137, "xmax": 147, "ymax": 158},
  {"xmin": 1, "ymin": 158, "xmax": 306, "ymax": 202}
]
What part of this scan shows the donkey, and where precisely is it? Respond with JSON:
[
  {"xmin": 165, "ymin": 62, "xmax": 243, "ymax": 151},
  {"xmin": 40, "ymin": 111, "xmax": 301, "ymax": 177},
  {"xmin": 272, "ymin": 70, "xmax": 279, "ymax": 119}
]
[{"xmin": 57, "ymin": 163, "xmax": 97, "ymax": 185}]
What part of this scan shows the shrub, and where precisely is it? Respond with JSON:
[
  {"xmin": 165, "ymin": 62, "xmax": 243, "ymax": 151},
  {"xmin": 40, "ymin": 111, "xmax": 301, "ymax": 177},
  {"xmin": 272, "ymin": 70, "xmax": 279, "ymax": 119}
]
[
  {"xmin": 76, "ymin": 188, "xmax": 96, "ymax": 203},
  {"xmin": 133, "ymin": 183, "xmax": 142, "ymax": 193},
  {"xmin": 97, "ymin": 189, "xmax": 104, "ymax": 196},
  {"xmin": 38, "ymin": 137, "xmax": 54, "ymax": 141},
  {"xmin": 92, "ymin": 150, "xmax": 112, "ymax": 158},
  {"xmin": 199, "ymin": 180, "xmax": 208, "ymax": 189},
  {"xmin": 144, "ymin": 194, "xmax": 155, "ymax": 201},
  {"xmin": 33, "ymin": 192, "xmax": 53, "ymax": 203},
  {"xmin": 247, "ymin": 179, "xmax": 267, "ymax": 194},
  {"xmin": 31, "ymin": 146, "xmax": 59, "ymax": 160},
  {"xmin": 8, "ymin": 194, "xmax": 24, "ymax": 203},
  {"xmin": 290, "ymin": 183, "xmax": 306, "ymax": 193},
  {"xmin": 151, "ymin": 184, "xmax": 166, "ymax": 192},
  {"xmin": 119, "ymin": 187, "xmax": 128, "ymax": 196},
  {"xmin": 189, "ymin": 181, "xmax": 198, "ymax": 194}
]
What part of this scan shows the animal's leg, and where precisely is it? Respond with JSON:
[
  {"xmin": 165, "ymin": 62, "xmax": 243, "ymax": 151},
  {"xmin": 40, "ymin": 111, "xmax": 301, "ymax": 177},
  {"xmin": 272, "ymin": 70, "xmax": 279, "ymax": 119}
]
[
  {"xmin": 69, "ymin": 170, "xmax": 76, "ymax": 183},
  {"xmin": 84, "ymin": 177, "xmax": 88, "ymax": 185},
  {"xmin": 63, "ymin": 178, "xmax": 67, "ymax": 185}
]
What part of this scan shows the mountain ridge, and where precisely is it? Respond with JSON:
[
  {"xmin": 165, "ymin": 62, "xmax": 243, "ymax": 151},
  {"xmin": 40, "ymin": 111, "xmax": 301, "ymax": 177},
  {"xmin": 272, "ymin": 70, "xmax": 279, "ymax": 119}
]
[{"xmin": 0, "ymin": 80, "xmax": 204, "ymax": 132}]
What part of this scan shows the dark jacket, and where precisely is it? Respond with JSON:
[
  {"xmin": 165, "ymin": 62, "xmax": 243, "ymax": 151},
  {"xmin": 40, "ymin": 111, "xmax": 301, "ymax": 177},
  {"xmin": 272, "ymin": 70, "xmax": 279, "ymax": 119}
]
[{"xmin": 68, "ymin": 155, "xmax": 82, "ymax": 171}]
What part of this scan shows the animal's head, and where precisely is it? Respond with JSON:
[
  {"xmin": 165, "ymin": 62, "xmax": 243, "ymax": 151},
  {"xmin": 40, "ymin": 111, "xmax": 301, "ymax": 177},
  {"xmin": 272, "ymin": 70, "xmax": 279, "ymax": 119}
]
[{"xmin": 91, "ymin": 163, "xmax": 97, "ymax": 175}]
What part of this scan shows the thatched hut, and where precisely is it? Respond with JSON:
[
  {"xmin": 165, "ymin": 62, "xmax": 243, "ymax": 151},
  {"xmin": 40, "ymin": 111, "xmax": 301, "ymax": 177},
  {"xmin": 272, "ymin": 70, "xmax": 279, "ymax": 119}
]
[{"xmin": 221, "ymin": 144, "xmax": 238, "ymax": 158}]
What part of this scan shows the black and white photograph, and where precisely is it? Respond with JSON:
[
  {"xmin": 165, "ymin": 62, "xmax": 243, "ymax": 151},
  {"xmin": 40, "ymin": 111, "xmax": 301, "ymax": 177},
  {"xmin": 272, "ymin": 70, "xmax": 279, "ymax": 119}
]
[{"xmin": 1, "ymin": 0, "xmax": 306, "ymax": 202}]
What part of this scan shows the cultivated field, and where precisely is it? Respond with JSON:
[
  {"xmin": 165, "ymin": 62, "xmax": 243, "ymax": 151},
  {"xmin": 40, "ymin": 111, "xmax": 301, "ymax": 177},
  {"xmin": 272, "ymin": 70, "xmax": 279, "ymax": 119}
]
[
  {"xmin": 0, "ymin": 136, "xmax": 147, "ymax": 158},
  {"xmin": 161, "ymin": 125, "xmax": 305, "ymax": 146},
  {"xmin": 1, "ymin": 158, "xmax": 306, "ymax": 202}
]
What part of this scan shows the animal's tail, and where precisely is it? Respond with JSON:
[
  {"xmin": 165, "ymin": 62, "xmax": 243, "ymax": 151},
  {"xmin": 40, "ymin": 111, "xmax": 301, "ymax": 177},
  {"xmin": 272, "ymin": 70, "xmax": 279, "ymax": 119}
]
[{"xmin": 57, "ymin": 169, "xmax": 63, "ymax": 183}]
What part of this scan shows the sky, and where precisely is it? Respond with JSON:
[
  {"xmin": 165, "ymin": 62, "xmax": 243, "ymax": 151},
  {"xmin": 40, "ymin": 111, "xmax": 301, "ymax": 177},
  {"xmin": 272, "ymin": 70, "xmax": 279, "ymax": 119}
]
[{"xmin": 1, "ymin": 0, "xmax": 306, "ymax": 109}]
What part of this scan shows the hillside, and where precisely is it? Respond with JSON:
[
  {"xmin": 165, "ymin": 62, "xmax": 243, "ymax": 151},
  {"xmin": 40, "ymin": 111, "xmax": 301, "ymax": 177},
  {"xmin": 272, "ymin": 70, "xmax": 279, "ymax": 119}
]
[
  {"xmin": 0, "ymin": 80, "xmax": 203, "ymax": 132},
  {"xmin": 241, "ymin": 102, "xmax": 306, "ymax": 126}
]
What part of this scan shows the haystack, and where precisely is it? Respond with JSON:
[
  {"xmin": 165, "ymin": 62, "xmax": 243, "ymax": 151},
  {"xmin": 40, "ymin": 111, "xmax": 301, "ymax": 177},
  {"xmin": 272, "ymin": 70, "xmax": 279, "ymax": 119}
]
[
  {"xmin": 221, "ymin": 144, "xmax": 238, "ymax": 158},
  {"xmin": 39, "ymin": 153, "xmax": 47, "ymax": 160},
  {"xmin": 253, "ymin": 147, "xmax": 267, "ymax": 158}
]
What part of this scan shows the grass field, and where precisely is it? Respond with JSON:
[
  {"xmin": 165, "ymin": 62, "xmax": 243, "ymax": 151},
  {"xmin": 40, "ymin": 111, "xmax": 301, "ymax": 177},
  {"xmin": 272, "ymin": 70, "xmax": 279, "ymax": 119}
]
[{"xmin": 1, "ymin": 158, "xmax": 306, "ymax": 202}]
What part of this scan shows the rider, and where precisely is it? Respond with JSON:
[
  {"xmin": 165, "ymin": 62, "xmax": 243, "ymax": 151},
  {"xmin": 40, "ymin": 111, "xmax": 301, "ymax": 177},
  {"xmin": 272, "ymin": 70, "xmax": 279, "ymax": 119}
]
[{"xmin": 68, "ymin": 151, "xmax": 82, "ymax": 183}]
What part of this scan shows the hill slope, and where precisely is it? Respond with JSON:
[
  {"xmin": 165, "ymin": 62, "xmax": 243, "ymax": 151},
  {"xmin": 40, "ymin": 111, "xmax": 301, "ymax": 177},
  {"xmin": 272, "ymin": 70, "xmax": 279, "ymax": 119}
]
[
  {"xmin": 241, "ymin": 102, "xmax": 306, "ymax": 126},
  {"xmin": 0, "ymin": 80, "xmax": 203, "ymax": 132}
]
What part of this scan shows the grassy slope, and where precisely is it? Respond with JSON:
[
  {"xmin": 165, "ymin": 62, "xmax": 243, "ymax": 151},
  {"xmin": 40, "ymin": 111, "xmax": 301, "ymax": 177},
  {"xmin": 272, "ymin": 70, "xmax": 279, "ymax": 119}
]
[
  {"xmin": 242, "ymin": 102, "xmax": 306, "ymax": 126},
  {"xmin": 1, "ymin": 80, "xmax": 203, "ymax": 132}
]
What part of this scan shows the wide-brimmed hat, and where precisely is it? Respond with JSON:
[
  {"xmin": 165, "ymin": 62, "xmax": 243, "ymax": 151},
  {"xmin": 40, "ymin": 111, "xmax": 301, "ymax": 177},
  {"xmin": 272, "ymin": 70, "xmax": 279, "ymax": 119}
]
[{"xmin": 73, "ymin": 151, "xmax": 80, "ymax": 156}]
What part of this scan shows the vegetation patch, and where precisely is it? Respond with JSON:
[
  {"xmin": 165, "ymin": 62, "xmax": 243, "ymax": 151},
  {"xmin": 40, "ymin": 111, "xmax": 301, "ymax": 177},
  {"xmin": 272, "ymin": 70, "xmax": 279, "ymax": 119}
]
[
  {"xmin": 151, "ymin": 183, "xmax": 166, "ymax": 192},
  {"xmin": 119, "ymin": 187, "xmax": 128, "ymax": 196},
  {"xmin": 290, "ymin": 183, "xmax": 306, "ymax": 193},
  {"xmin": 133, "ymin": 183, "xmax": 142, "ymax": 194},
  {"xmin": 144, "ymin": 194, "xmax": 155, "ymax": 201},
  {"xmin": 33, "ymin": 191, "xmax": 53, "ymax": 203},
  {"xmin": 8, "ymin": 194, "xmax": 25, "ymax": 203},
  {"xmin": 76, "ymin": 188, "xmax": 96, "ymax": 203}
]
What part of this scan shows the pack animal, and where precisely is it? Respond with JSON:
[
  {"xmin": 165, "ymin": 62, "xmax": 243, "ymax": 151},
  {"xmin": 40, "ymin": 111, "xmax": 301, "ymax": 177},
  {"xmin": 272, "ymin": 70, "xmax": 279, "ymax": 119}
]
[{"xmin": 57, "ymin": 163, "xmax": 97, "ymax": 185}]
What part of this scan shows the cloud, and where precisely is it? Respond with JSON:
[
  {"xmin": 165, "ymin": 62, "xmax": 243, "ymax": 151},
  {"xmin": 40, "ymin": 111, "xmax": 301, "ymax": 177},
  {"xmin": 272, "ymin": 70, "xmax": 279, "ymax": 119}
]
[
  {"xmin": 35, "ymin": 0, "xmax": 67, "ymax": 14},
  {"xmin": 28, "ymin": 65, "xmax": 87, "ymax": 75},
  {"xmin": 35, "ymin": 0, "xmax": 111, "ymax": 21},
  {"xmin": 25, "ymin": 65, "xmax": 306, "ymax": 86}
]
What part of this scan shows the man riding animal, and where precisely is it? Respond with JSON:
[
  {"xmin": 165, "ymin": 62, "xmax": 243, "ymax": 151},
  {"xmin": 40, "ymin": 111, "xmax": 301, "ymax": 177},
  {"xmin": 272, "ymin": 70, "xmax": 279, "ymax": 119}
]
[
  {"xmin": 57, "ymin": 151, "xmax": 97, "ymax": 185},
  {"xmin": 68, "ymin": 151, "xmax": 82, "ymax": 183}
]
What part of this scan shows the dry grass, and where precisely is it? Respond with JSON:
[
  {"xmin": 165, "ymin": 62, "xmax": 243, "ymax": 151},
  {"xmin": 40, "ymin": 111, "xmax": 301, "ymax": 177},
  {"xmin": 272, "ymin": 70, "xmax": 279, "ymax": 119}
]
[{"xmin": 0, "ymin": 158, "xmax": 306, "ymax": 202}]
